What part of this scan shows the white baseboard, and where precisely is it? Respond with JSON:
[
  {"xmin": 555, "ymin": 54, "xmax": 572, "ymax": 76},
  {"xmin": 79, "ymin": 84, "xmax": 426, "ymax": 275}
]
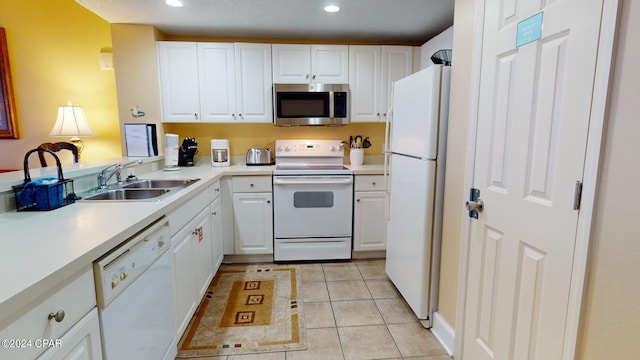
[{"xmin": 431, "ymin": 311, "xmax": 455, "ymax": 357}]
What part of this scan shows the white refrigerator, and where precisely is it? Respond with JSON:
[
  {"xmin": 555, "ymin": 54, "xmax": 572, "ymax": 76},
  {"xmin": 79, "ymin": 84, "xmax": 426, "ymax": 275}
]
[{"xmin": 385, "ymin": 65, "xmax": 451, "ymax": 327}]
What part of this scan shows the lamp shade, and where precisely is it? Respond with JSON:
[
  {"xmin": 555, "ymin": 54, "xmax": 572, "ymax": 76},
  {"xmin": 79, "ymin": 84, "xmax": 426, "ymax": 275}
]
[{"xmin": 49, "ymin": 103, "xmax": 96, "ymax": 138}]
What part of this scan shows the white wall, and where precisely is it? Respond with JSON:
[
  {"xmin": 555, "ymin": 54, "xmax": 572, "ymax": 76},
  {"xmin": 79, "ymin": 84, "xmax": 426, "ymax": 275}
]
[
  {"xmin": 435, "ymin": 0, "xmax": 476, "ymax": 329},
  {"xmin": 578, "ymin": 0, "xmax": 640, "ymax": 357}
]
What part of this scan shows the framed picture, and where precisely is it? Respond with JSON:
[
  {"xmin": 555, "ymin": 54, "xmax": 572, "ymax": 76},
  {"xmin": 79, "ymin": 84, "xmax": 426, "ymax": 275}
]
[{"xmin": 0, "ymin": 28, "xmax": 18, "ymax": 139}]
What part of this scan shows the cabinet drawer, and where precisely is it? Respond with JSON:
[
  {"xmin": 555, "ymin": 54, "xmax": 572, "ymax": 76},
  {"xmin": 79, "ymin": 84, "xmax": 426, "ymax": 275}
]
[
  {"xmin": 0, "ymin": 267, "xmax": 96, "ymax": 360},
  {"xmin": 355, "ymin": 175, "xmax": 385, "ymax": 191},
  {"xmin": 232, "ymin": 176, "xmax": 272, "ymax": 193},
  {"xmin": 168, "ymin": 188, "xmax": 212, "ymax": 237}
]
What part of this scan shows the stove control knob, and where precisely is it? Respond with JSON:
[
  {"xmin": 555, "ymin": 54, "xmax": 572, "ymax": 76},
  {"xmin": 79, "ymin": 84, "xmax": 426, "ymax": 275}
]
[
  {"xmin": 329, "ymin": 145, "xmax": 336, "ymax": 151},
  {"xmin": 285, "ymin": 145, "xmax": 291, "ymax": 152}
]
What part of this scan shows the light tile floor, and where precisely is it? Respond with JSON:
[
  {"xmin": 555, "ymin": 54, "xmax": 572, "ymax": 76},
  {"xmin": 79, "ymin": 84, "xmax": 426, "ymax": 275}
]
[
  {"xmin": 192, "ymin": 259, "xmax": 450, "ymax": 360},
  {"xmin": 190, "ymin": 260, "xmax": 450, "ymax": 360}
]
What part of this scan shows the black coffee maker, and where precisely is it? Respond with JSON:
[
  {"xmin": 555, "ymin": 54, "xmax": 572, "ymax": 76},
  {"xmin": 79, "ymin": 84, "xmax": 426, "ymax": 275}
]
[{"xmin": 178, "ymin": 137, "xmax": 198, "ymax": 166}]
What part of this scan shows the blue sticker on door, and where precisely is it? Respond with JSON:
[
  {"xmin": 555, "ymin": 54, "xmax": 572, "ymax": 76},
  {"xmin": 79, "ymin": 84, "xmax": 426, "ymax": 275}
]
[{"xmin": 516, "ymin": 12, "xmax": 544, "ymax": 47}]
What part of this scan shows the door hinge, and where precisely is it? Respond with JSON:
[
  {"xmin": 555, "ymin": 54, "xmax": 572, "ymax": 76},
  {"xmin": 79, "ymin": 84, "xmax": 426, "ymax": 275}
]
[{"xmin": 573, "ymin": 181, "xmax": 583, "ymax": 210}]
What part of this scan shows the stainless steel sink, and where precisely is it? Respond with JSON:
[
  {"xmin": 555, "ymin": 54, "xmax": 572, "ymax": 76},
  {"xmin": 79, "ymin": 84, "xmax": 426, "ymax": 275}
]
[
  {"xmin": 122, "ymin": 178, "xmax": 200, "ymax": 189},
  {"xmin": 82, "ymin": 188, "xmax": 171, "ymax": 201},
  {"xmin": 78, "ymin": 177, "xmax": 200, "ymax": 202}
]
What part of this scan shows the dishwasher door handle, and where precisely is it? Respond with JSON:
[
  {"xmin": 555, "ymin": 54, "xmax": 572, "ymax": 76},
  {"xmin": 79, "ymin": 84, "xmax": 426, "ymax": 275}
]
[{"xmin": 273, "ymin": 177, "xmax": 353, "ymax": 186}]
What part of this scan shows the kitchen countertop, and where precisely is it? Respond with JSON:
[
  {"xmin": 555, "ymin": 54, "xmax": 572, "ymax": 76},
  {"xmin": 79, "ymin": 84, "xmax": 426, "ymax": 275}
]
[{"xmin": 0, "ymin": 158, "xmax": 383, "ymax": 322}]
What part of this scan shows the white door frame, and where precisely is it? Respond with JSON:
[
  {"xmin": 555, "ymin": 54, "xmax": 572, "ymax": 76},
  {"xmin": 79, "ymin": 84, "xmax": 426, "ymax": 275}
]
[{"xmin": 454, "ymin": 1, "xmax": 620, "ymax": 359}]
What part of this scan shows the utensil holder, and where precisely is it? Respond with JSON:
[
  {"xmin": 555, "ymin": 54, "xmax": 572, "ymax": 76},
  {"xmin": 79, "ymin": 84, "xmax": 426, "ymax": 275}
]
[
  {"xmin": 349, "ymin": 148, "xmax": 364, "ymax": 166},
  {"xmin": 12, "ymin": 148, "xmax": 76, "ymax": 211}
]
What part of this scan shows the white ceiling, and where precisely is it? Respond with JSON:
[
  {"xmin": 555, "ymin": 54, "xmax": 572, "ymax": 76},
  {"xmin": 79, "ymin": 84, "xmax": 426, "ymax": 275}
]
[{"xmin": 76, "ymin": 0, "xmax": 454, "ymax": 44}]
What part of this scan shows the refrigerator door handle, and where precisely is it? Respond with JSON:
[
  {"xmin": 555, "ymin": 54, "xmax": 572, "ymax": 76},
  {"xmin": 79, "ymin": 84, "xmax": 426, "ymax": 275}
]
[{"xmin": 384, "ymin": 96, "xmax": 393, "ymax": 222}]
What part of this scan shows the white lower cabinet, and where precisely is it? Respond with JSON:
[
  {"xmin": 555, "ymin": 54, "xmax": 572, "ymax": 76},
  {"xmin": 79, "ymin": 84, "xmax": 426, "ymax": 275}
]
[
  {"xmin": 232, "ymin": 176, "xmax": 273, "ymax": 255},
  {"xmin": 0, "ymin": 267, "xmax": 99, "ymax": 360},
  {"xmin": 37, "ymin": 308, "xmax": 102, "ymax": 360},
  {"xmin": 233, "ymin": 192, "xmax": 273, "ymax": 254},
  {"xmin": 353, "ymin": 175, "xmax": 387, "ymax": 251},
  {"xmin": 211, "ymin": 197, "xmax": 224, "ymax": 271},
  {"xmin": 171, "ymin": 223, "xmax": 198, "ymax": 338},
  {"xmin": 171, "ymin": 205, "xmax": 213, "ymax": 336}
]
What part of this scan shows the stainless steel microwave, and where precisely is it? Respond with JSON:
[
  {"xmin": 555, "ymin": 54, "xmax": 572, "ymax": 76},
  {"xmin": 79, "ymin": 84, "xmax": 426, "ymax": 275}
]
[{"xmin": 273, "ymin": 84, "xmax": 349, "ymax": 126}]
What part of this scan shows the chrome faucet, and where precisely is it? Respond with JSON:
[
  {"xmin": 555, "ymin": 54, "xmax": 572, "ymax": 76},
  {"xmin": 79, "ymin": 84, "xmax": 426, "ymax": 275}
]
[{"xmin": 97, "ymin": 160, "xmax": 143, "ymax": 188}]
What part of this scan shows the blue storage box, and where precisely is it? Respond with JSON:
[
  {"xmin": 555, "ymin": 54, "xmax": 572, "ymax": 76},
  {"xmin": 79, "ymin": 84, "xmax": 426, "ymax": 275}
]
[{"xmin": 12, "ymin": 148, "xmax": 76, "ymax": 211}]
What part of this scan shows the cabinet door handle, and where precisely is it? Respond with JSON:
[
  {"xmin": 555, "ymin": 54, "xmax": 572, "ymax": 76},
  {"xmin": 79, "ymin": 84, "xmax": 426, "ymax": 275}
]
[
  {"xmin": 267, "ymin": 200, "xmax": 271, "ymax": 204},
  {"xmin": 305, "ymin": 74, "xmax": 310, "ymax": 79},
  {"xmin": 356, "ymin": 198, "xmax": 361, "ymax": 202},
  {"xmin": 48, "ymin": 310, "xmax": 65, "ymax": 323},
  {"xmin": 372, "ymin": 181, "xmax": 376, "ymax": 186}
]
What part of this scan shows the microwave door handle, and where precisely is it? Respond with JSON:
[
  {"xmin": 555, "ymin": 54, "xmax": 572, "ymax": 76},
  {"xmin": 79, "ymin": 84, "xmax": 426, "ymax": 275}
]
[
  {"xmin": 329, "ymin": 91, "xmax": 334, "ymax": 118},
  {"xmin": 273, "ymin": 178, "xmax": 353, "ymax": 186}
]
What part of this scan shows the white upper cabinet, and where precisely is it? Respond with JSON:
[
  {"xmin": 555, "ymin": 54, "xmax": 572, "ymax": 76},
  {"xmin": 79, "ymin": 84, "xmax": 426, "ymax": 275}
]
[
  {"xmin": 157, "ymin": 42, "xmax": 200, "ymax": 122},
  {"xmin": 198, "ymin": 43, "xmax": 237, "ymax": 122},
  {"xmin": 272, "ymin": 44, "xmax": 349, "ymax": 84},
  {"xmin": 158, "ymin": 41, "xmax": 272, "ymax": 123},
  {"xmin": 348, "ymin": 45, "xmax": 381, "ymax": 123},
  {"xmin": 234, "ymin": 43, "xmax": 273, "ymax": 123},
  {"xmin": 349, "ymin": 45, "xmax": 414, "ymax": 122}
]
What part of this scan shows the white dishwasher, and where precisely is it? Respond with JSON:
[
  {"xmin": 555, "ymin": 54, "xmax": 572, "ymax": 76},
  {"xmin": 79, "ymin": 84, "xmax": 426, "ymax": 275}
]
[{"xmin": 94, "ymin": 218, "xmax": 177, "ymax": 360}]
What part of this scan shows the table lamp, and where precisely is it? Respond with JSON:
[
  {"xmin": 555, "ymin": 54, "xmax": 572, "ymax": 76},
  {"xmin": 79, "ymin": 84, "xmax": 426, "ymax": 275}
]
[{"xmin": 49, "ymin": 102, "xmax": 96, "ymax": 158}]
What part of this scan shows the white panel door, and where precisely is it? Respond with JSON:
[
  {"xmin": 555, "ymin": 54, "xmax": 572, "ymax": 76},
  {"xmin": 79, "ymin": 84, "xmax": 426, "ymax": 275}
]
[
  {"xmin": 198, "ymin": 43, "xmax": 237, "ymax": 122},
  {"xmin": 380, "ymin": 46, "xmax": 413, "ymax": 121},
  {"xmin": 311, "ymin": 45, "xmax": 349, "ymax": 84},
  {"xmin": 211, "ymin": 197, "xmax": 224, "ymax": 272},
  {"xmin": 462, "ymin": 0, "xmax": 608, "ymax": 359},
  {"xmin": 157, "ymin": 42, "xmax": 200, "ymax": 122},
  {"xmin": 353, "ymin": 191, "xmax": 386, "ymax": 251},
  {"xmin": 193, "ymin": 206, "xmax": 213, "ymax": 298},
  {"xmin": 233, "ymin": 192, "xmax": 273, "ymax": 254},
  {"xmin": 349, "ymin": 46, "xmax": 381, "ymax": 123},
  {"xmin": 234, "ymin": 43, "xmax": 273, "ymax": 123},
  {"xmin": 272, "ymin": 44, "xmax": 311, "ymax": 84},
  {"xmin": 386, "ymin": 155, "xmax": 436, "ymax": 319}
]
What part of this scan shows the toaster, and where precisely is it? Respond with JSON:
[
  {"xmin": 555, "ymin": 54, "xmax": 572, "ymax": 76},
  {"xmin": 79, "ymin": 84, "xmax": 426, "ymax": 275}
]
[{"xmin": 246, "ymin": 147, "xmax": 274, "ymax": 165}]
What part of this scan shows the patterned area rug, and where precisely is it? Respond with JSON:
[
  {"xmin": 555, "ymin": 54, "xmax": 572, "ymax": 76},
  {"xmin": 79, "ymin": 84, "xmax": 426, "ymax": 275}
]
[{"xmin": 176, "ymin": 264, "xmax": 306, "ymax": 357}]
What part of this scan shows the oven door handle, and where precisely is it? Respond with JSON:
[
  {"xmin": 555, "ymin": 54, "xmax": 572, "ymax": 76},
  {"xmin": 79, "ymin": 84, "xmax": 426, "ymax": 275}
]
[{"xmin": 273, "ymin": 177, "xmax": 353, "ymax": 186}]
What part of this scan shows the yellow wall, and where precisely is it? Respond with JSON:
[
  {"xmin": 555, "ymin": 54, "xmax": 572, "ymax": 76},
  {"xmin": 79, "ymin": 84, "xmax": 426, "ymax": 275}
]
[
  {"xmin": 110, "ymin": 24, "xmax": 165, "ymax": 155},
  {"xmin": 163, "ymin": 123, "xmax": 386, "ymax": 156},
  {"xmin": 0, "ymin": 0, "xmax": 121, "ymax": 169}
]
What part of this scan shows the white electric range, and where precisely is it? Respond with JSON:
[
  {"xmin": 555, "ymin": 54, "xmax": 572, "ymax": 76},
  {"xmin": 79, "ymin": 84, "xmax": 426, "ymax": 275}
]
[{"xmin": 272, "ymin": 139, "xmax": 354, "ymax": 261}]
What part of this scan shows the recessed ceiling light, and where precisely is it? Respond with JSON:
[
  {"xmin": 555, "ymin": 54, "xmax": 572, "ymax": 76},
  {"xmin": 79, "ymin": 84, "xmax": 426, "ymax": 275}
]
[
  {"xmin": 166, "ymin": 0, "xmax": 183, "ymax": 7},
  {"xmin": 324, "ymin": 5, "xmax": 340, "ymax": 13}
]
